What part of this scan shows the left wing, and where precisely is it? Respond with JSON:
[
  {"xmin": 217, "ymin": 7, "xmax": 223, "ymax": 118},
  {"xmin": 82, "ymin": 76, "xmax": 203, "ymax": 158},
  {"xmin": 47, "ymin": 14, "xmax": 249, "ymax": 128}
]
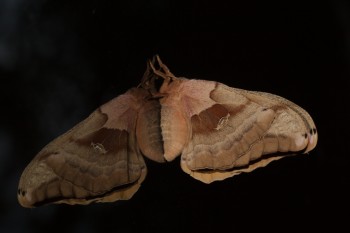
[{"xmin": 18, "ymin": 88, "xmax": 148, "ymax": 207}]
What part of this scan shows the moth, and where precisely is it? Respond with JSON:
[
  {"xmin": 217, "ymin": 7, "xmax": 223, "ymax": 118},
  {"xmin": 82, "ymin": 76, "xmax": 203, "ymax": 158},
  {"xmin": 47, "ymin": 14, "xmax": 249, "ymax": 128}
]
[{"xmin": 18, "ymin": 56, "xmax": 317, "ymax": 208}]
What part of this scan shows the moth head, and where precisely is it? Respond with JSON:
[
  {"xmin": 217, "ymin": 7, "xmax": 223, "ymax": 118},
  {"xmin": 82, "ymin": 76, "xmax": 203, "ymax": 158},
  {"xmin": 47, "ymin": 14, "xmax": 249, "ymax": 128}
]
[{"xmin": 139, "ymin": 55, "xmax": 183, "ymax": 95}]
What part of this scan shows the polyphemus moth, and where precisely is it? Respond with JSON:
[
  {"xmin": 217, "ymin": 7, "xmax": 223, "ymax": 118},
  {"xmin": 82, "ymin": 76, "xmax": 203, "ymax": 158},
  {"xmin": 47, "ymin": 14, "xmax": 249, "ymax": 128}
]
[{"xmin": 18, "ymin": 55, "xmax": 317, "ymax": 208}]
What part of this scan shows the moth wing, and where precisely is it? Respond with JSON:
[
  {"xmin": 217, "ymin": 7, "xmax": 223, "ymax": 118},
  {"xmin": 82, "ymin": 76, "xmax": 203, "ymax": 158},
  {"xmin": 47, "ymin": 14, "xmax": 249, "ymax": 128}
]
[
  {"xmin": 18, "ymin": 88, "xmax": 147, "ymax": 207},
  {"xmin": 180, "ymin": 81, "xmax": 317, "ymax": 184}
]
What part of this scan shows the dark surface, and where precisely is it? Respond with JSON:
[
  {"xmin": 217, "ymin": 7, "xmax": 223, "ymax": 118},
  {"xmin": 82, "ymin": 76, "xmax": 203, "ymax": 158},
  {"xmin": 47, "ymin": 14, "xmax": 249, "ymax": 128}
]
[{"xmin": 1, "ymin": 0, "xmax": 349, "ymax": 232}]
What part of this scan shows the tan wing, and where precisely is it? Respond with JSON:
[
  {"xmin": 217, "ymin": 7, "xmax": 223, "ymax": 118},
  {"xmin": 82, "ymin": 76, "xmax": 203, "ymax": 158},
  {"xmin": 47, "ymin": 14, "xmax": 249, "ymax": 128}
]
[
  {"xmin": 179, "ymin": 81, "xmax": 318, "ymax": 184},
  {"xmin": 18, "ymin": 88, "xmax": 148, "ymax": 207}
]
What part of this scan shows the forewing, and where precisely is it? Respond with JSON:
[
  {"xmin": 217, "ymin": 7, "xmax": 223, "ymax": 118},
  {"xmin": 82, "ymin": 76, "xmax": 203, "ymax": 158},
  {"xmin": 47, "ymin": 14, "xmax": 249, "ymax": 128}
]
[
  {"xmin": 18, "ymin": 88, "xmax": 147, "ymax": 207},
  {"xmin": 180, "ymin": 81, "xmax": 317, "ymax": 183}
]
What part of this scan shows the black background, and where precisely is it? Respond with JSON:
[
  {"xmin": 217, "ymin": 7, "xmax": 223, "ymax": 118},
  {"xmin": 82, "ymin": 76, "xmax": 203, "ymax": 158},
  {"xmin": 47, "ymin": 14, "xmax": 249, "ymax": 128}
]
[{"xmin": 1, "ymin": 0, "xmax": 349, "ymax": 232}]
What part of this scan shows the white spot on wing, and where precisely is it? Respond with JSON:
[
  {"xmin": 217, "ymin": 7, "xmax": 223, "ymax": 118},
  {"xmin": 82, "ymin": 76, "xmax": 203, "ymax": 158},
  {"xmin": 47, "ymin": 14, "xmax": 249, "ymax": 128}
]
[
  {"xmin": 215, "ymin": 113, "xmax": 230, "ymax": 130},
  {"xmin": 91, "ymin": 142, "xmax": 107, "ymax": 154}
]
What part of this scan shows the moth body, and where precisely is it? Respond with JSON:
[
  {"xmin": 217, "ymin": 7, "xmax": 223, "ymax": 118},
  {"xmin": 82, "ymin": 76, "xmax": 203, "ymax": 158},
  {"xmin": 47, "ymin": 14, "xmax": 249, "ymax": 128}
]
[{"xmin": 18, "ymin": 56, "xmax": 317, "ymax": 207}]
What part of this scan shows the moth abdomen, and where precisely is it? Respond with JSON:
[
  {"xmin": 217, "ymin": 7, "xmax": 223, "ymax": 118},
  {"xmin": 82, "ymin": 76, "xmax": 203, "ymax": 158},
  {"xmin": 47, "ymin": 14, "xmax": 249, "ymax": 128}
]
[{"xmin": 160, "ymin": 105, "xmax": 190, "ymax": 162}]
